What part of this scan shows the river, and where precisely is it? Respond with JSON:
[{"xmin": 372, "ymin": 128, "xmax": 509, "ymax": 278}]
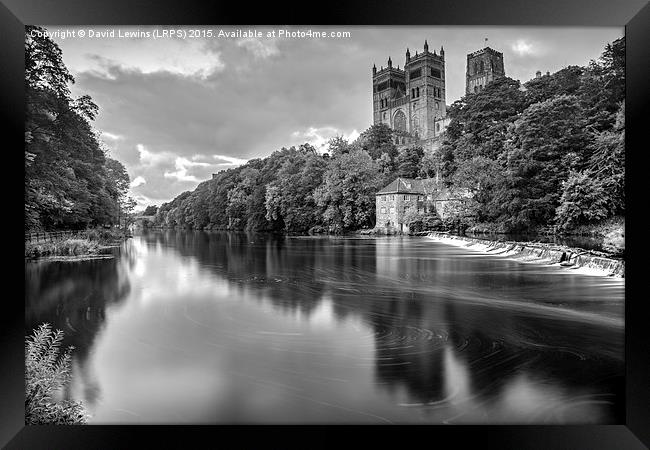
[{"xmin": 24, "ymin": 230, "xmax": 625, "ymax": 424}]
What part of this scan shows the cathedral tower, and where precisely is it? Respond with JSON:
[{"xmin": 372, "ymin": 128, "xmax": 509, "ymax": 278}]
[
  {"xmin": 372, "ymin": 40, "xmax": 446, "ymax": 140},
  {"xmin": 465, "ymin": 45, "xmax": 505, "ymax": 95}
]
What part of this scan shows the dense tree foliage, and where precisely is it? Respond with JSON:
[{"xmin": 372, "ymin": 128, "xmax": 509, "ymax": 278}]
[
  {"xmin": 25, "ymin": 26, "xmax": 133, "ymax": 231},
  {"xmin": 442, "ymin": 37, "xmax": 625, "ymax": 232}
]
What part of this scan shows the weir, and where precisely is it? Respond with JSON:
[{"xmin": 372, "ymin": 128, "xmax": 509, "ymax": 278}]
[{"xmin": 427, "ymin": 232, "xmax": 625, "ymax": 278}]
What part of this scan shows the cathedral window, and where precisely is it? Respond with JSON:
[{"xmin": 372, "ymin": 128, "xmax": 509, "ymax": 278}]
[
  {"xmin": 480, "ymin": 60, "xmax": 484, "ymax": 72},
  {"xmin": 416, "ymin": 87, "xmax": 420, "ymax": 97}
]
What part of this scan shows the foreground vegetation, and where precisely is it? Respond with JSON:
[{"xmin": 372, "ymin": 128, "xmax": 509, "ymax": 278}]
[
  {"xmin": 26, "ymin": 324, "xmax": 88, "ymax": 425},
  {"xmin": 153, "ymin": 38, "xmax": 624, "ymax": 236}
]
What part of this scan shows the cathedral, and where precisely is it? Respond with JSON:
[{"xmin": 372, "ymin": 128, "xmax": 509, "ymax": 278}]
[{"xmin": 372, "ymin": 41, "xmax": 505, "ymax": 152}]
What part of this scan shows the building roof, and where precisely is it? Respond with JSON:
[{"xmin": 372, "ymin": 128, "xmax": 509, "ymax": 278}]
[{"xmin": 377, "ymin": 177, "xmax": 427, "ymax": 195}]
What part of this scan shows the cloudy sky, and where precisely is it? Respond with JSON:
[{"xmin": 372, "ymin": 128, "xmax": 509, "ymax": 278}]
[{"xmin": 48, "ymin": 26, "xmax": 622, "ymax": 209}]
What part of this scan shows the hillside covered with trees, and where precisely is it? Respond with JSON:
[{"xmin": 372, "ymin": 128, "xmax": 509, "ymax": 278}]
[
  {"xmin": 150, "ymin": 37, "xmax": 624, "ymax": 235},
  {"xmin": 25, "ymin": 26, "xmax": 135, "ymax": 232}
]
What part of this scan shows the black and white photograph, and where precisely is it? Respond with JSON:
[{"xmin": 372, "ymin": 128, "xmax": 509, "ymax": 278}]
[{"xmin": 22, "ymin": 21, "xmax": 630, "ymax": 428}]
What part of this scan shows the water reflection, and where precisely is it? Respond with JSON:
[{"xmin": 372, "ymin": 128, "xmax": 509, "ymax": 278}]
[{"xmin": 24, "ymin": 231, "xmax": 624, "ymax": 424}]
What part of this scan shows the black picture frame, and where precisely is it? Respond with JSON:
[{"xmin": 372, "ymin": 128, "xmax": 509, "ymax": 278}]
[{"xmin": 3, "ymin": 0, "xmax": 648, "ymax": 448}]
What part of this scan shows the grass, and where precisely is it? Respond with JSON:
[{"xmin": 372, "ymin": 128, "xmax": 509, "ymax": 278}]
[{"xmin": 25, "ymin": 238, "xmax": 101, "ymax": 258}]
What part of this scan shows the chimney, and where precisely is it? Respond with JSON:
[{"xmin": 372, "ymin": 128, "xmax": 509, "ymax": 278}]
[{"xmin": 536, "ymin": 70, "xmax": 542, "ymax": 78}]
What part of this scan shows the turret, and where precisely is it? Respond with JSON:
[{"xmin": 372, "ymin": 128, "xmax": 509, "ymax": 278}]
[
  {"xmin": 372, "ymin": 63, "xmax": 376, "ymax": 75},
  {"xmin": 440, "ymin": 45, "xmax": 444, "ymax": 57},
  {"xmin": 388, "ymin": 56, "xmax": 392, "ymax": 68},
  {"xmin": 424, "ymin": 39, "xmax": 429, "ymax": 52},
  {"xmin": 406, "ymin": 48, "xmax": 410, "ymax": 63}
]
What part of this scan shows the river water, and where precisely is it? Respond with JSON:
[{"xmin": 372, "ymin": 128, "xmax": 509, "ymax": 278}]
[{"xmin": 24, "ymin": 231, "xmax": 624, "ymax": 424}]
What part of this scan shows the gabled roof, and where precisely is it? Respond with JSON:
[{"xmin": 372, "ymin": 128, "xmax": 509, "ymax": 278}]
[{"xmin": 377, "ymin": 177, "xmax": 427, "ymax": 195}]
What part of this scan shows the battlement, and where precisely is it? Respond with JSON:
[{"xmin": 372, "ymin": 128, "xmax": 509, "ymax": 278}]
[{"xmin": 467, "ymin": 46, "xmax": 503, "ymax": 59}]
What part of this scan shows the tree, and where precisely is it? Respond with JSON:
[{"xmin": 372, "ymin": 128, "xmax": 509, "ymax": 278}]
[
  {"xmin": 327, "ymin": 136, "xmax": 351, "ymax": 158},
  {"xmin": 265, "ymin": 149, "xmax": 327, "ymax": 232},
  {"xmin": 142, "ymin": 205, "xmax": 158, "ymax": 216},
  {"xmin": 579, "ymin": 37, "xmax": 625, "ymax": 132},
  {"xmin": 355, "ymin": 123, "xmax": 398, "ymax": 163},
  {"xmin": 497, "ymin": 95, "xmax": 590, "ymax": 230},
  {"xmin": 24, "ymin": 26, "xmax": 131, "ymax": 231},
  {"xmin": 554, "ymin": 171, "xmax": 610, "ymax": 230},
  {"xmin": 314, "ymin": 150, "xmax": 384, "ymax": 232},
  {"xmin": 396, "ymin": 146, "xmax": 424, "ymax": 178},
  {"xmin": 523, "ymin": 66, "xmax": 584, "ymax": 105}
]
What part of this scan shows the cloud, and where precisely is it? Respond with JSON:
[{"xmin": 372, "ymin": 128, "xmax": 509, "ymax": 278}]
[
  {"xmin": 511, "ymin": 39, "xmax": 535, "ymax": 56},
  {"xmin": 164, "ymin": 157, "xmax": 210, "ymax": 182},
  {"xmin": 101, "ymin": 131, "xmax": 123, "ymax": 140},
  {"xmin": 237, "ymin": 37, "xmax": 280, "ymax": 59},
  {"xmin": 130, "ymin": 176, "xmax": 146, "ymax": 188},
  {"xmin": 61, "ymin": 29, "xmax": 225, "ymax": 80},
  {"xmin": 212, "ymin": 154, "xmax": 248, "ymax": 165},
  {"xmin": 290, "ymin": 127, "xmax": 361, "ymax": 152}
]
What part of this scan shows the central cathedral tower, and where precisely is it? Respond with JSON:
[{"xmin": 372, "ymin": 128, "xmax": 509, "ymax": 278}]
[{"xmin": 372, "ymin": 40, "xmax": 446, "ymax": 140}]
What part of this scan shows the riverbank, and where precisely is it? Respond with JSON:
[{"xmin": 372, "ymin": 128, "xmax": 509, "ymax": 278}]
[
  {"xmin": 427, "ymin": 232, "xmax": 625, "ymax": 278},
  {"xmin": 25, "ymin": 228, "xmax": 131, "ymax": 260}
]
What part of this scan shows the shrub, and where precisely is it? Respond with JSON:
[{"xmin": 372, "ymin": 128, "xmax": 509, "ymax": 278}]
[
  {"xmin": 25, "ymin": 324, "xmax": 88, "ymax": 424},
  {"xmin": 555, "ymin": 171, "xmax": 610, "ymax": 230},
  {"xmin": 403, "ymin": 210, "xmax": 443, "ymax": 233}
]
